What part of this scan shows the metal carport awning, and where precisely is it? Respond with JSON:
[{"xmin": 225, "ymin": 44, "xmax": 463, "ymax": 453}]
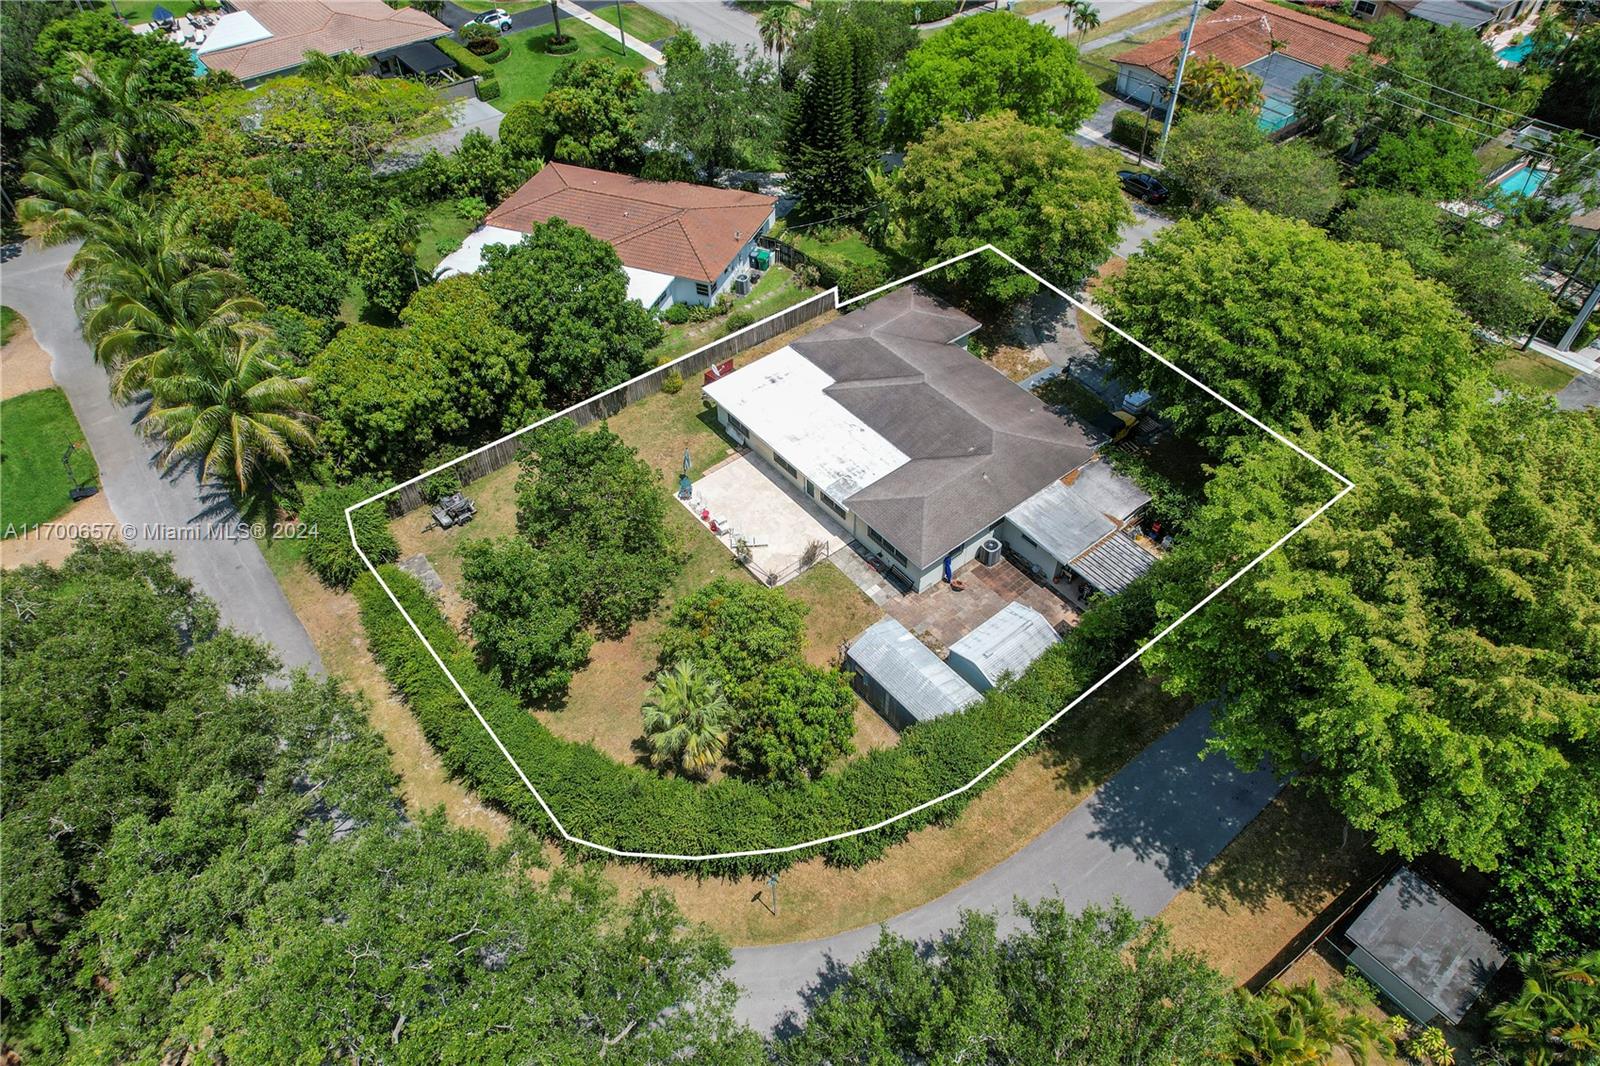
[
  {"xmin": 379, "ymin": 40, "xmax": 457, "ymax": 77},
  {"xmin": 1071, "ymin": 531, "xmax": 1157, "ymax": 597}
]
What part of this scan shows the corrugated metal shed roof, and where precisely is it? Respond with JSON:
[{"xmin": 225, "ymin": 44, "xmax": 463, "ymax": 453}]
[
  {"xmin": 1005, "ymin": 459, "xmax": 1152, "ymax": 565},
  {"xmin": 1347, "ymin": 868, "xmax": 1507, "ymax": 1025},
  {"xmin": 947, "ymin": 602, "xmax": 1059, "ymax": 690},
  {"xmin": 1072, "ymin": 531, "xmax": 1158, "ymax": 596},
  {"xmin": 847, "ymin": 617, "xmax": 981, "ymax": 724}
]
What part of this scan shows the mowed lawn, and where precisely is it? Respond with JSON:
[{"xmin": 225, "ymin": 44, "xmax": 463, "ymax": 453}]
[
  {"xmin": 1, "ymin": 388, "xmax": 98, "ymax": 534},
  {"xmin": 490, "ymin": 22, "xmax": 653, "ymax": 112},
  {"xmin": 591, "ymin": 1, "xmax": 680, "ymax": 44}
]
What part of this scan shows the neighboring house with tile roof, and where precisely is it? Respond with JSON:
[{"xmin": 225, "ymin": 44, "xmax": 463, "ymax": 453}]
[
  {"xmin": 138, "ymin": 0, "xmax": 451, "ymax": 86},
  {"xmin": 1115, "ymin": 0, "xmax": 1372, "ymax": 132},
  {"xmin": 702, "ymin": 287, "xmax": 1157, "ymax": 594},
  {"xmin": 436, "ymin": 163, "xmax": 778, "ymax": 311}
]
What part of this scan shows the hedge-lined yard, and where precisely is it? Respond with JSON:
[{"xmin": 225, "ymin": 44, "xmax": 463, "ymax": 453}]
[{"xmin": 355, "ymin": 560, "xmax": 1158, "ymax": 876}]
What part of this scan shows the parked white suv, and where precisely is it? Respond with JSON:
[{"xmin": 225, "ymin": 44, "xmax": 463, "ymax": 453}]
[{"xmin": 470, "ymin": 9, "xmax": 513, "ymax": 31}]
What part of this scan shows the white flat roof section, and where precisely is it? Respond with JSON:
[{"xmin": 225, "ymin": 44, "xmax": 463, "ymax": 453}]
[
  {"xmin": 195, "ymin": 11, "xmax": 273, "ymax": 54},
  {"xmin": 432, "ymin": 226, "xmax": 528, "ymax": 279},
  {"xmin": 704, "ymin": 346, "xmax": 910, "ymax": 505},
  {"xmin": 623, "ymin": 265, "xmax": 674, "ymax": 308}
]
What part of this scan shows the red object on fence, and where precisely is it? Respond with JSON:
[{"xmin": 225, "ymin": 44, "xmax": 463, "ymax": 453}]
[{"xmin": 703, "ymin": 359, "xmax": 735, "ymax": 385}]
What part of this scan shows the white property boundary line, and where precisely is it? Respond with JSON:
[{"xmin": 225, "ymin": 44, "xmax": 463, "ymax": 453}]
[{"xmin": 347, "ymin": 244, "xmax": 1354, "ymax": 863}]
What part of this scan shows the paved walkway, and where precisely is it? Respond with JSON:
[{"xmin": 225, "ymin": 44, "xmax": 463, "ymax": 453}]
[
  {"xmin": 730, "ymin": 704, "xmax": 1281, "ymax": 1033},
  {"xmin": 1, "ymin": 243, "xmax": 322, "ymax": 677},
  {"xmin": 1556, "ymin": 370, "xmax": 1600, "ymax": 410},
  {"xmin": 558, "ymin": 0, "xmax": 665, "ymax": 64}
]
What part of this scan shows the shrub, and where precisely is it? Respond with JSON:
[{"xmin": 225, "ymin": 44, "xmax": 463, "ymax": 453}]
[
  {"xmin": 1110, "ymin": 109, "xmax": 1153, "ymax": 153},
  {"xmin": 660, "ymin": 369, "xmax": 684, "ymax": 395},
  {"xmin": 657, "ymin": 578, "xmax": 807, "ymax": 692},
  {"xmin": 486, "ymin": 40, "xmax": 512, "ymax": 63},
  {"xmin": 356, "ymin": 558, "xmax": 1142, "ymax": 875},
  {"xmin": 467, "ymin": 36, "xmax": 499, "ymax": 55},
  {"xmin": 461, "ymin": 538, "xmax": 593, "ymax": 701},
  {"xmin": 663, "ymin": 303, "xmax": 693, "ymax": 325},
  {"xmin": 724, "ymin": 310, "xmax": 755, "ymax": 335},
  {"xmin": 477, "ymin": 77, "xmax": 502, "ymax": 102},
  {"xmin": 453, "ymin": 195, "xmax": 488, "ymax": 221},
  {"xmin": 302, "ymin": 479, "xmax": 399, "ymax": 590},
  {"xmin": 459, "ymin": 21, "xmax": 498, "ymax": 43},
  {"xmin": 437, "ymin": 37, "xmax": 493, "ymax": 77},
  {"xmin": 419, "ymin": 443, "xmax": 469, "ymax": 504},
  {"xmin": 536, "ymin": 32, "xmax": 579, "ymax": 54}
]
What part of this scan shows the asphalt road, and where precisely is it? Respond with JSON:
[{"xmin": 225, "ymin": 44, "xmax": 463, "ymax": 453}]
[
  {"xmin": 438, "ymin": 1, "xmax": 554, "ymax": 33},
  {"xmin": 1555, "ymin": 370, "xmax": 1600, "ymax": 410},
  {"xmin": 3, "ymin": 242, "xmax": 323, "ymax": 677},
  {"xmin": 640, "ymin": 0, "xmax": 761, "ymax": 51},
  {"xmin": 730, "ymin": 705, "xmax": 1281, "ymax": 1033}
]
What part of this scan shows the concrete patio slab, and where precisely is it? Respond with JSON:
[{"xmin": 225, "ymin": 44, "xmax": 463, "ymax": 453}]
[{"xmin": 683, "ymin": 452, "xmax": 850, "ymax": 585}]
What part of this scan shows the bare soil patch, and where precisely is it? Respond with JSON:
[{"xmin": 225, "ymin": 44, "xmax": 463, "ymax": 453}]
[
  {"xmin": 1, "ymin": 320, "xmax": 55, "ymax": 400},
  {"xmin": 0, "ymin": 493, "xmax": 119, "ymax": 569}
]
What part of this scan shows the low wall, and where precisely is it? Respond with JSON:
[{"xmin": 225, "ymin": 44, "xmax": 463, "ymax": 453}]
[{"xmin": 389, "ymin": 288, "xmax": 839, "ymax": 514}]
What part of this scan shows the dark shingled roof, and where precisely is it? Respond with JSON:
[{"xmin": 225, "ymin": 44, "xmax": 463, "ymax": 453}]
[{"xmin": 798, "ymin": 288, "xmax": 1096, "ymax": 571}]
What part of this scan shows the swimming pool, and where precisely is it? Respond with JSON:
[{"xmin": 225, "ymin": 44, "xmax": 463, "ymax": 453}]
[
  {"xmin": 1496, "ymin": 40, "xmax": 1534, "ymax": 64},
  {"xmin": 1496, "ymin": 166, "xmax": 1549, "ymax": 197}
]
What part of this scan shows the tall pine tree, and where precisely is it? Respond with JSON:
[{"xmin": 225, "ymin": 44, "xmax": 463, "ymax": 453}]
[{"xmin": 782, "ymin": 18, "xmax": 876, "ymax": 219}]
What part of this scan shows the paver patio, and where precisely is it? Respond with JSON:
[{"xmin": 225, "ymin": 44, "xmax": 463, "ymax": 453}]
[
  {"xmin": 885, "ymin": 557, "xmax": 1079, "ymax": 651},
  {"xmin": 682, "ymin": 451, "xmax": 850, "ymax": 585}
]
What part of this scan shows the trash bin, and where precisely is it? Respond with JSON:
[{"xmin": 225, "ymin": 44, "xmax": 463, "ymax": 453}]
[{"xmin": 751, "ymin": 248, "xmax": 773, "ymax": 270}]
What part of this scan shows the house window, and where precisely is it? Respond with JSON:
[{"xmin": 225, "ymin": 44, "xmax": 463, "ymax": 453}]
[
  {"xmin": 1352, "ymin": 0, "xmax": 1376, "ymax": 13},
  {"xmin": 695, "ymin": 282, "xmax": 711, "ymax": 298},
  {"xmin": 822, "ymin": 494, "xmax": 848, "ymax": 520},
  {"xmin": 725, "ymin": 413, "xmax": 748, "ymax": 438},
  {"xmin": 774, "ymin": 453, "xmax": 798, "ymax": 478},
  {"xmin": 867, "ymin": 526, "xmax": 908, "ymax": 566}
]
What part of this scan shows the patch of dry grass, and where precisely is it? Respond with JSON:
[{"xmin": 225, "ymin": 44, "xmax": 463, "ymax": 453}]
[{"xmin": 1158, "ymin": 789, "xmax": 1389, "ymax": 984}]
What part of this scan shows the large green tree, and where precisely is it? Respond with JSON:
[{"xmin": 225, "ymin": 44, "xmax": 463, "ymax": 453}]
[
  {"xmin": 231, "ymin": 212, "xmax": 345, "ymax": 319},
  {"xmin": 1532, "ymin": 21, "xmax": 1600, "ymax": 134},
  {"xmin": 645, "ymin": 31, "xmax": 780, "ymax": 180},
  {"xmin": 1337, "ymin": 191, "xmax": 1551, "ymax": 336},
  {"xmin": 478, "ymin": 218, "xmax": 662, "ymax": 404},
  {"xmin": 1100, "ymin": 206, "xmax": 1483, "ymax": 446},
  {"xmin": 461, "ymin": 536, "xmax": 594, "ymax": 701},
  {"xmin": 891, "ymin": 110, "xmax": 1130, "ymax": 305},
  {"xmin": 729, "ymin": 661, "xmax": 856, "ymax": 784},
  {"xmin": 515, "ymin": 419, "xmax": 680, "ymax": 636},
  {"xmin": 1143, "ymin": 397, "xmax": 1600, "ymax": 874},
  {"xmin": 884, "ymin": 11, "xmax": 1098, "ymax": 145},
  {"xmin": 1356, "ymin": 123, "xmax": 1483, "ymax": 200},
  {"xmin": 0, "ymin": 544, "xmax": 759, "ymax": 1063},
  {"xmin": 1162, "ymin": 111, "xmax": 1342, "ymax": 223},
  {"xmin": 500, "ymin": 58, "xmax": 647, "ymax": 170},
  {"xmin": 310, "ymin": 275, "xmax": 541, "ymax": 478},
  {"xmin": 778, "ymin": 901, "xmax": 1236, "ymax": 1063},
  {"xmin": 781, "ymin": 13, "xmax": 879, "ymax": 219}
]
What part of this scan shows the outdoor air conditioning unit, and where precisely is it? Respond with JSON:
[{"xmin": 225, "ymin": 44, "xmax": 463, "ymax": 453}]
[
  {"xmin": 978, "ymin": 538, "xmax": 1003, "ymax": 566},
  {"xmin": 732, "ymin": 273, "xmax": 750, "ymax": 295}
]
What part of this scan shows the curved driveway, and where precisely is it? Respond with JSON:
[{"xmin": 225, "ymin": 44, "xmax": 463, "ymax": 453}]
[
  {"xmin": 3, "ymin": 243, "xmax": 322, "ymax": 676},
  {"xmin": 731, "ymin": 705, "xmax": 1280, "ymax": 1033}
]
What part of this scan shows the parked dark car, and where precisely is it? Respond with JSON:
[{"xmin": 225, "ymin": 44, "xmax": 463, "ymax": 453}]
[{"xmin": 1118, "ymin": 170, "xmax": 1169, "ymax": 204}]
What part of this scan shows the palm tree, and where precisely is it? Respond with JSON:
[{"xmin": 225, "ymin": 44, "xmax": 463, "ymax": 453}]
[
  {"xmin": 141, "ymin": 334, "xmax": 316, "ymax": 495},
  {"xmin": 758, "ymin": 3, "xmax": 802, "ymax": 68},
  {"xmin": 1489, "ymin": 952, "xmax": 1600, "ymax": 1064},
  {"xmin": 15, "ymin": 141, "xmax": 137, "ymax": 248},
  {"xmin": 45, "ymin": 51, "xmax": 192, "ymax": 178},
  {"xmin": 642, "ymin": 661, "xmax": 732, "ymax": 777},
  {"xmin": 298, "ymin": 48, "xmax": 372, "ymax": 87},
  {"xmin": 1071, "ymin": 0, "xmax": 1101, "ymax": 44},
  {"xmin": 1232, "ymin": 982, "xmax": 1394, "ymax": 1066}
]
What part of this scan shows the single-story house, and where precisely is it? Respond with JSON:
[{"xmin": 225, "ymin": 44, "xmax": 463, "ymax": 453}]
[
  {"xmin": 136, "ymin": 0, "xmax": 452, "ymax": 86},
  {"xmin": 946, "ymin": 602, "xmax": 1060, "ymax": 693},
  {"xmin": 435, "ymin": 163, "xmax": 778, "ymax": 311},
  {"xmin": 1345, "ymin": 868, "xmax": 1509, "ymax": 1026},
  {"xmin": 1115, "ymin": 0, "xmax": 1372, "ymax": 132},
  {"xmin": 1339, "ymin": 0, "xmax": 1544, "ymax": 32},
  {"xmin": 702, "ymin": 287, "xmax": 1159, "ymax": 594},
  {"xmin": 845, "ymin": 617, "xmax": 982, "ymax": 731}
]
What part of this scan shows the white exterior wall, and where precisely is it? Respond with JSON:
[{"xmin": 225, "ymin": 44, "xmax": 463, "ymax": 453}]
[
  {"xmin": 660, "ymin": 208, "xmax": 776, "ymax": 308},
  {"xmin": 1000, "ymin": 518, "xmax": 1065, "ymax": 580},
  {"xmin": 1116, "ymin": 65, "xmax": 1170, "ymax": 108}
]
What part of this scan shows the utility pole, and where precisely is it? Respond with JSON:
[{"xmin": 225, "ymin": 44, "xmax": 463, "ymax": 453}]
[{"xmin": 1155, "ymin": 0, "xmax": 1205, "ymax": 162}]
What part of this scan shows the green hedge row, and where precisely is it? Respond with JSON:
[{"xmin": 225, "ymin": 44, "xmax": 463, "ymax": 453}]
[
  {"xmin": 486, "ymin": 39, "xmax": 512, "ymax": 63},
  {"xmin": 477, "ymin": 78, "xmax": 501, "ymax": 101},
  {"xmin": 1110, "ymin": 109, "xmax": 1154, "ymax": 154},
  {"xmin": 356, "ymin": 564, "xmax": 1156, "ymax": 876},
  {"xmin": 437, "ymin": 37, "xmax": 494, "ymax": 78}
]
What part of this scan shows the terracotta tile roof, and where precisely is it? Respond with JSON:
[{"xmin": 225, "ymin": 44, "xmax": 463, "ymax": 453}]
[
  {"xmin": 201, "ymin": 0, "xmax": 449, "ymax": 81},
  {"xmin": 1116, "ymin": 0, "xmax": 1371, "ymax": 79},
  {"xmin": 485, "ymin": 163, "xmax": 778, "ymax": 283}
]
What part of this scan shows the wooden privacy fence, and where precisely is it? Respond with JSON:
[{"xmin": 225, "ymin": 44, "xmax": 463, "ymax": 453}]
[{"xmin": 387, "ymin": 288, "xmax": 839, "ymax": 514}]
